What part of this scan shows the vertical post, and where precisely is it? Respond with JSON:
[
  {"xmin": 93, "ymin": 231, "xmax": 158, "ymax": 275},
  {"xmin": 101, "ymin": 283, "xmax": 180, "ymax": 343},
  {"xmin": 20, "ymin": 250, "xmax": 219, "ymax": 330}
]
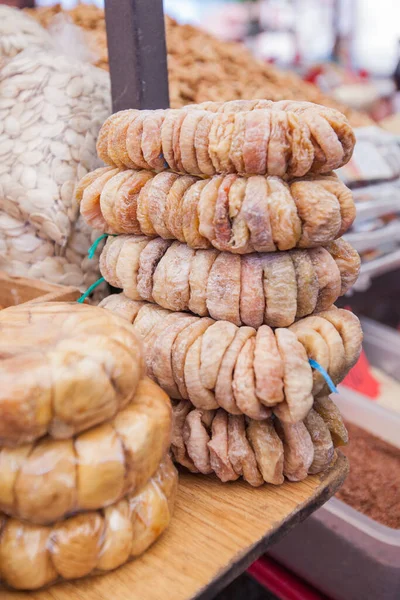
[
  {"xmin": 104, "ymin": 0, "xmax": 170, "ymax": 112},
  {"xmin": 0, "ymin": 1, "xmax": 35, "ymax": 7}
]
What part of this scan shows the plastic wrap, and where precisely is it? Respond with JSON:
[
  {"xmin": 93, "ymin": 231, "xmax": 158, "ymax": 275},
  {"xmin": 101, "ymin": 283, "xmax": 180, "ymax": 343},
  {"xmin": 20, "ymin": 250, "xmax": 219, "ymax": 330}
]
[
  {"xmin": 0, "ymin": 455, "xmax": 178, "ymax": 591},
  {"xmin": 0, "ymin": 6, "xmax": 52, "ymax": 59},
  {"xmin": 171, "ymin": 399, "xmax": 340, "ymax": 485},
  {"xmin": 0, "ymin": 40, "xmax": 111, "ymax": 291},
  {"xmin": 0, "ymin": 377, "xmax": 171, "ymax": 525},
  {"xmin": 97, "ymin": 101, "xmax": 355, "ymax": 178},
  {"xmin": 98, "ymin": 236, "xmax": 360, "ymax": 327},
  {"xmin": 0, "ymin": 302, "xmax": 144, "ymax": 446},
  {"xmin": 0, "ymin": 210, "xmax": 92, "ymax": 289},
  {"xmin": 77, "ymin": 168, "xmax": 356, "ymax": 253},
  {"xmin": 0, "ymin": 48, "xmax": 109, "ymax": 246},
  {"xmin": 99, "ymin": 294, "xmax": 363, "ymax": 422}
]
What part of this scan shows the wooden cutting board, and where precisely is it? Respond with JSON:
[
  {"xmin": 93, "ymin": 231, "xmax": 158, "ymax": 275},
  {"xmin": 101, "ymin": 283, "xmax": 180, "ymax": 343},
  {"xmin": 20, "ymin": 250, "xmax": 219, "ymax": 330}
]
[{"xmin": 5, "ymin": 454, "xmax": 348, "ymax": 600}]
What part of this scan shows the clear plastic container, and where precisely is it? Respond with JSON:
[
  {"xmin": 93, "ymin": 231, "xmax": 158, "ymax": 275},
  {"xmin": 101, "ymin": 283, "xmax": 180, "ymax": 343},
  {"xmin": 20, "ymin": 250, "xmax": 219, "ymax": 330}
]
[{"xmin": 268, "ymin": 386, "xmax": 400, "ymax": 600}]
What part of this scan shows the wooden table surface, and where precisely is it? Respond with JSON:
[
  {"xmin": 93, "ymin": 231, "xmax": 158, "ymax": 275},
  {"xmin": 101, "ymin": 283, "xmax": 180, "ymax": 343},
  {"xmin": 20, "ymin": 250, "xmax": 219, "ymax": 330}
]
[{"xmin": 5, "ymin": 454, "xmax": 348, "ymax": 600}]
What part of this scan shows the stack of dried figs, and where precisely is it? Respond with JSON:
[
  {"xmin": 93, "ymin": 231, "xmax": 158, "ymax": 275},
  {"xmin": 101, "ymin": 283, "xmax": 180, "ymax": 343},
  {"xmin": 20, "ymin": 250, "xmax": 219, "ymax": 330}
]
[
  {"xmin": 0, "ymin": 302, "xmax": 176, "ymax": 590},
  {"xmin": 78, "ymin": 99, "xmax": 363, "ymax": 486}
]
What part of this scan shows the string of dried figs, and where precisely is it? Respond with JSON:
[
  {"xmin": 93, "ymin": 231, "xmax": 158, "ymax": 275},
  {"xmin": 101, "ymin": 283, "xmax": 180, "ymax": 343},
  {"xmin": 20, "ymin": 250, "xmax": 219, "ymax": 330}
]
[
  {"xmin": 99, "ymin": 294, "xmax": 362, "ymax": 422},
  {"xmin": 0, "ymin": 302, "xmax": 143, "ymax": 446},
  {"xmin": 96, "ymin": 101, "xmax": 355, "ymax": 177},
  {"xmin": 77, "ymin": 167, "xmax": 356, "ymax": 253},
  {"xmin": 99, "ymin": 235, "xmax": 360, "ymax": 327},
  {"xmin": 171, "ymin": 397, "xmax": 347, "ymax": 485},
  {"xmin": 0, "ymin": 378, "xmax": 171, "ymax": 526},
  {"xmin": 0, "ymin": 456, "xmax": 177, "ymax": 591}
]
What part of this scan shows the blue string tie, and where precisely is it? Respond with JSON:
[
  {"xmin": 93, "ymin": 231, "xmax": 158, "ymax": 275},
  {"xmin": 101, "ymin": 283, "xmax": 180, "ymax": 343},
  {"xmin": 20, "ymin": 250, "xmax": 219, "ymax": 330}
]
[
  {"xmin": 77, "ymin": 277, "xmax": 105, "ymax": 304},
  {"xmin": 88, "ymin": 233, "xmax": 117, "ymax": 259},
  {"xmin": 309, "ymin": 359, "xmax": 338, "ymax": 394}
]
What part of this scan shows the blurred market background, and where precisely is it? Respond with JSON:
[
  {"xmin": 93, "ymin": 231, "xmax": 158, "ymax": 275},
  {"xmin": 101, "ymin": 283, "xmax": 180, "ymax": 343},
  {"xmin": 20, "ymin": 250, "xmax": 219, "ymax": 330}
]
[
  {"xmin": 29, "ymin": 0, "xmax": 400, "ymax": 125},
  {"xmin": 15, "ymin": 0, "xmax": 400, "ymax": 324}
]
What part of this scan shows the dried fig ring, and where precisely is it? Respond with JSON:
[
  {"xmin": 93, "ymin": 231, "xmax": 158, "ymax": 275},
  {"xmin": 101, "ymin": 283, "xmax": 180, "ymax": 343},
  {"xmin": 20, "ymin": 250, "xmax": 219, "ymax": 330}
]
[
  {"xmin": 0, "ymin": 303, "xmax": 143, "ymax": 447},
  {"xmin": 0, "ymin": 378, "xmax": 171, "ymax": 526},
  {"xmin": 92, "ymin": 242, "xmax": 351, "ymax": 328},
  {"xmin": 97, "ymin": 102, "xmax": 355, "ymax": 177},
  {"xmin": 0, "ymin": 456, "xmax": 177, "ymax": 590},
  {"xmin": 78, "ymin": 170, "xmax": 356, "ymax": 249}
]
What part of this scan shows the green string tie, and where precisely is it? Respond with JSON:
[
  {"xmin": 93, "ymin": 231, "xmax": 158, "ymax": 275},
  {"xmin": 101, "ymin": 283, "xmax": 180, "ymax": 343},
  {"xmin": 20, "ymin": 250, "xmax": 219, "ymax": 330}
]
[
  {"xmin": 88, "ymin": 233, "xmax": 117, "ymax": 259},
  {"xmin": 77, "ymin": 277, "xmax": 105, "ymax": 304},
  {"xmin": 309, "ymin": 359, "xmax": 338, "ymax": 394}
]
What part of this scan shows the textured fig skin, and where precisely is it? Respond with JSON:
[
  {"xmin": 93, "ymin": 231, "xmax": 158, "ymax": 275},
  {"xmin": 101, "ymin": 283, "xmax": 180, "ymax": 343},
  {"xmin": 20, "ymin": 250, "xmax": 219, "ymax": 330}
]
[
  {"xmin": 97, "ymin": 101, "xmax": 355, "ymax": 176},
  {"xmin": 101, "ymin": 296, "xmax": 362, "ymax": 422},
  {"xmin": 78, "ymin": 169, "xmax": 355, "ymax": 253},
  {"xmin": 0, "ymin": 378, "xmax": 172, "ymax": 525},
  {"xmin": 100, "ymin": 237, "xmax": 359, "ymax": 328},
  {"xmin": 0, "ymin": 457, "xmax": 177, "ymax": 590},
  {"xmin": 171, "ymin": 400, "xmax": 341, "ymax": 486},
  {"xmin": 0, "ymin": 302, "xmax": 144, "ymax": 447},
  {"xmin": 276, "ymin": 420, "xmax": 314, "ymax": 482},
  {"xmin": 304, "ymin": 409, "xmax": 335, "ymax": 474}
]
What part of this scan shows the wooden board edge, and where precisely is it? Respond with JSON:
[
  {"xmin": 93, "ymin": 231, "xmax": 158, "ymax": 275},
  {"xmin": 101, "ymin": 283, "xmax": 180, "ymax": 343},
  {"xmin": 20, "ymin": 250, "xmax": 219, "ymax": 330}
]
[
  {"xmin": 28, "ymin": 288, "xmax": 82, "ymax": 304},
  {"xmin": 193, "ymin": 453, "xmax": 349, "ymax": 600},
  {"xmin": 0, "ymin": 272, "xmax": 64, "ymax": 294}
]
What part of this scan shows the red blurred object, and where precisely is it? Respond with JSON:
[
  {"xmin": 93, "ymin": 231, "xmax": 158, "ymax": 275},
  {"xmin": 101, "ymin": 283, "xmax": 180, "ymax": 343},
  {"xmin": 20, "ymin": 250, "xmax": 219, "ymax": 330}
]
[
  {"xmin": 303, "ymin": 65, "xmax": 324, "ymax": 84},
  {"xmin": 248, "ymin": 556, "xmax": 330, "ymax": 600},
  {"xmin": 341, "ymin": 306, "xmax": 380, "ymax": 399},
  {"xmin": 342, "ymin": 349, "xmax": 380, "ymax": 399}
]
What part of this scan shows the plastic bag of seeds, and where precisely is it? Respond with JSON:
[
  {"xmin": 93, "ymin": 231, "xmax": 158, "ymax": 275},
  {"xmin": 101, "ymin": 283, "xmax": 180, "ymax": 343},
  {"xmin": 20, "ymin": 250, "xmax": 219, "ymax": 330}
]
[
  {"xmin": 0, "ymin": 48, "xmax": 110, "ymax": 247},
  {"xmin": 0, "ymin": 6, "xmax": 52, "ymax": 59},
  {"xmin": 0, "ymin": 209, "xmax": 106, "ymax": 296}
]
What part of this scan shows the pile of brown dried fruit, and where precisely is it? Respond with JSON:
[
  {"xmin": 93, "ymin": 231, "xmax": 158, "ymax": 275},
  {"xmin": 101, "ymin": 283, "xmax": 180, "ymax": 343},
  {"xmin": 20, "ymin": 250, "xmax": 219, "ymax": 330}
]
[{"xmin": 26, "ymin": 3, "xmax": 372, "ymax": 128}]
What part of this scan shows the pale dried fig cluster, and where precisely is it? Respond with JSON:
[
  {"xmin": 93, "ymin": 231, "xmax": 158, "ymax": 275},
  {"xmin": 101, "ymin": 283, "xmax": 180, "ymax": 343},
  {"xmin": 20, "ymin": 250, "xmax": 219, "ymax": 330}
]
[
  {"xmin": 99, "ymin": 236, "xmax": 359, "ymax": 327},
  {"xmin": 81, "ymin": 100, "xmax": 361, "ymax": 488},
  {"xmin": 100, "ymin": 295, "xmax": 362, "ymax": 422},
  {"xmin": 77, "ymin": 168, "xmax": 356, "ymax": 253},
  {"xmin": 96, "ymin": 101, "xmax": 355, "ymax": 178},
  {"xmin": 0, "ymin": 42, "xmax": 111, "ymax": 290},
  {"xmin": 0, "ymin": 303, "xmax": 176, "ymax": 590},
  {"xmin": 0, "ymin": 456, "xmax": 177, "ymax": 590},
  {"xmin": 171, "ymin": 396, "xmax": 347, "ymax": 485}
]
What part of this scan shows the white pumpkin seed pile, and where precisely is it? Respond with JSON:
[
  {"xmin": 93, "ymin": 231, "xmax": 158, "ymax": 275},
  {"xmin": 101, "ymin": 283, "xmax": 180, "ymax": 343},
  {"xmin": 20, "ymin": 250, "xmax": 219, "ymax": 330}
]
[
  {"xmin": 0, "ymin": 35, "xmax": 111, "ymax": 290},
  {"xmin": 0, "ymin": 6, "xmax": 52, "ymax": 59}
]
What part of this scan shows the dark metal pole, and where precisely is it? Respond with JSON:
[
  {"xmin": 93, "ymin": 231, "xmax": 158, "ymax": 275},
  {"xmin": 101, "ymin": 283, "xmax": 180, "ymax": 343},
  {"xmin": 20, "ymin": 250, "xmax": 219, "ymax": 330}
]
[
  {"xmin": 104, "ymin": 0, "xmax": 170, "ymax": 112},
  {"xmin": 0, "ymin": 1, "xmax": 35, "ymax": 7}
]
